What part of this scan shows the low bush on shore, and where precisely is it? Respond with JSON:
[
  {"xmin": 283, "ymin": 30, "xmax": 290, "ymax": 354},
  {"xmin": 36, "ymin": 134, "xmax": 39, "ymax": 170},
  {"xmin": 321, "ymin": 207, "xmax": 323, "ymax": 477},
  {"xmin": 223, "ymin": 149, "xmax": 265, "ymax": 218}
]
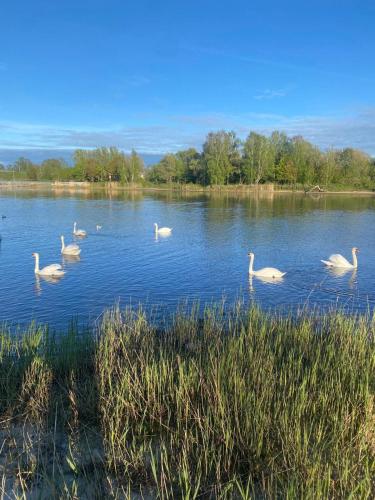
[{"xmin": 0, "ymin": 305, "xmax": 374, "ymax": 498}]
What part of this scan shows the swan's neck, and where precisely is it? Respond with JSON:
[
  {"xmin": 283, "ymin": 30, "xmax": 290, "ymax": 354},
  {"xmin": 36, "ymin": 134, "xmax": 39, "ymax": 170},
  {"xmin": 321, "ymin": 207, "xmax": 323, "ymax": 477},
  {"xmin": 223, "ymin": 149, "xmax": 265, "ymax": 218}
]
[
  {"xmin": 154, "ymin": 224, "xmax": 158, "ymax": 232},
  {"xmin": 73, "ymin": 223, "xmax": 76, "ymax": 232},
  {"xmin": 352, "ymin": 250, "xmax": 358, "ymax": 268},
  {"xmin": 34, "ymin": 255, "xmax": 40, "ymax": 273},
  {"xmin": 61, "ymin": 237, "xmax": 65, "ymax": 251},
  {"xmin": 248, "ymin": 254, "xmax": 254, "ymax": 274}
]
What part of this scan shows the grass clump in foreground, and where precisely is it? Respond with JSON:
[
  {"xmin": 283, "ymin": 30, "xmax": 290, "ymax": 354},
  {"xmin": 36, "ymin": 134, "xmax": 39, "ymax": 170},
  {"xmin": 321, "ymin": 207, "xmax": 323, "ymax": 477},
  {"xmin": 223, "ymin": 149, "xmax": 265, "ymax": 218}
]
[{"xmin": 0, "ymin": 305, "xmax": 374, "ymax": 498}]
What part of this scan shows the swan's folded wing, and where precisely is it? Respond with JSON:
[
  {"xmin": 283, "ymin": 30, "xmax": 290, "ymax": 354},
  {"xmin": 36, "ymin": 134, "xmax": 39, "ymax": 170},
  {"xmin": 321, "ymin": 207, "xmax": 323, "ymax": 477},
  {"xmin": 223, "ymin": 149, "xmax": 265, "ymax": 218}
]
[
  {"xmin": 328, "ymin": 254, "xmax": 350, "ymax": 266},
  {"xmin": 66, "ymin": 244, "xmax": 80, "ymax": 252},
  {"xmin": 255, "ymin": 267, "xmax": 285, "ymax": 277},
  {"xmin": 321, "ymin": 259, "xmax": 334, "ymax": 266},
  {"xmin": 43, "ymin": 264, "xmax": 62, "ymax": 273}
]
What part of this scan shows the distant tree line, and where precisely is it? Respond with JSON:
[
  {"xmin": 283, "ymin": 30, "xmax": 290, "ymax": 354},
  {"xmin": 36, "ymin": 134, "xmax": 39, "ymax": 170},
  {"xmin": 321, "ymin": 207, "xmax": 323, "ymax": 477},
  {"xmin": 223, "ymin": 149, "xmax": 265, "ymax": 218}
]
[
  {"xmin": 73, "ymin": 148, "xmax": 144, "ymax": 183},
  {"xmin": 0, "ymin": 147, "xmax": 145, "ymax": 183},
  {"xmin": 147, "ymin": 131, "xmax": 375, "ymax": 188},
  {"xmin": 1, "ymin": 131, "xmax": 374, "ymax": 188}
]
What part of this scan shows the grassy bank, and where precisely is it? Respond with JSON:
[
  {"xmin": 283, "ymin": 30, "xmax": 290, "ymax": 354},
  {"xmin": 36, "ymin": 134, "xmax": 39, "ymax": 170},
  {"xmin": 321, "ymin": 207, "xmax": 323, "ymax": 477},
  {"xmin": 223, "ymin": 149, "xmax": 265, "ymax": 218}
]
[
  {"xmin": 0, "ymin": 305, "xmax": 374, "ymax": 498},
  {"xmin": 1, "ymin": 179, "xmax": 375, "ymax": 196},
  {"xmin": 0, "ymin": 179, "xmax": 275, "ymax": 193}
]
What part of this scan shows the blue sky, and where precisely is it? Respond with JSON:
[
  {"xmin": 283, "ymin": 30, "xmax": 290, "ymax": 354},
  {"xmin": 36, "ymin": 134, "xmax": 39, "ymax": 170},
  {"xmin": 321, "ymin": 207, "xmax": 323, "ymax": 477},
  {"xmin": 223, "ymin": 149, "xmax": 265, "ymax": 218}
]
[{"xmin": 1, "ymin": 0, "xmax": 374, "ymax": 156}]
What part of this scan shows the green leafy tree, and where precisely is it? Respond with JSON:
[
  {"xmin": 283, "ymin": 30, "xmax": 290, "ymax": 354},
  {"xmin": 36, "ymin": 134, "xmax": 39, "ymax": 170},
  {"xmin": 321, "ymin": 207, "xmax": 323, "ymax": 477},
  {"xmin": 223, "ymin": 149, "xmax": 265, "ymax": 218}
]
[
  {"xmin": 73, "ymin": 150, "xmax": 98, "ymax": 181},
  {"xmin": 128, "ymin": 150, "xmax": 145, "ymax": 183},
  {"xmin": 119, "ymin": 151, "xmax": 144, "ymax": 184},
  {"xmin": 40, "ymin": 159, "xmax": 69, "ymax": 181},
  {"xmin": 73, "ymin": 147, "xmax": 132, "ymax": 182},
  {"xmin": 202, "ymin": 131, "xmax": 240, "ymax": 185},
  {"xmin": 321, "ymin": 149, "xmax": 339, "ymax": 186},
  {"xmin": 275, "ymin": 156, "xmax": 298, "ymax": 184},
  {"xmin": 242, "ymin": 132, "xmax": 275, "ymax": 184},
  {"xmin": 176, "ymin": 148, "xmax": 202, "ymax": 183},
  {"xmin": 13, "ymin": 157, "xmax": 39, "ymax": 180},
  {"xmin": 336, "ymin": 148, "xmax": 372, "ymax": 187},
  {"xmin": 270, "ymin": 131, "xmax": 291, "ymax": 164},
  {"xmin": 289, "ymin": 136, "xmax": 321, "ymax": 185},
  {"xmin": 147, "ymin": 154, "xmax": 185, "ymax": 183},
  {"xmin": 94, "ymin": 147, "xmax": 122, "ymax": 181}
]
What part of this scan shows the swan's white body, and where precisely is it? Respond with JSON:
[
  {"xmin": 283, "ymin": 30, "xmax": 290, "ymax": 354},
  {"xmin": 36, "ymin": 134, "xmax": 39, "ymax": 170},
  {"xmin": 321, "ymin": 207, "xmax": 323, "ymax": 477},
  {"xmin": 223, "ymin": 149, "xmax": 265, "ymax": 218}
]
[
  {"xmin": 61, "ymin": 235, "xmax": 81, "ymax": 256},
  {"xmin": 32, "ymin": 253, "xmax": 65, "ymax": 277},
  {"xmin": 73, "ymin": 222, "xmax": 87, "ymax": 237},
  {"xmin": 154, "ymin": 223, "xmax": 172, "ymax": 235},
  {"xmin": 248, "ymin": 252, "xmax": 286, "ymax": 278},
  {"xmin": 321, "ymin": 247, "xmax": 358, "ymax": 269}
]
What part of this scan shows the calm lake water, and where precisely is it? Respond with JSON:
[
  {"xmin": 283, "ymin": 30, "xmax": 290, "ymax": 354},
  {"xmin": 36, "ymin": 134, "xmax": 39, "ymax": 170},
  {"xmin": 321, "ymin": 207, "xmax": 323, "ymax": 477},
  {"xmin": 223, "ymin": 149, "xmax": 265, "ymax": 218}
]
[{"xmin": 1, "ymin": 189, "xmax": 375, "ymax": 330}]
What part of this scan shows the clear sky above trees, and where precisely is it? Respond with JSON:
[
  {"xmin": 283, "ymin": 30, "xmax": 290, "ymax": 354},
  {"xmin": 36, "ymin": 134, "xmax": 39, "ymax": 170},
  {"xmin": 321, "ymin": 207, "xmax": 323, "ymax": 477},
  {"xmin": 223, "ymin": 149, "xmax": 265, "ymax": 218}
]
[{"xmin": 0, "ymin": 1, "xmax": 374, "ymax": 155}]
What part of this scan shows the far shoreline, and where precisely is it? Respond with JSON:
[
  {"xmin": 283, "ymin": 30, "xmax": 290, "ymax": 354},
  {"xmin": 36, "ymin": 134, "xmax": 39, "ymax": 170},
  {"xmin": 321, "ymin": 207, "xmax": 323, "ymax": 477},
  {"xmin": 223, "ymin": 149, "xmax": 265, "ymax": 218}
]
[{"xmin": 0, "ymin": 179, "xmax": 374, "ymax": 196}]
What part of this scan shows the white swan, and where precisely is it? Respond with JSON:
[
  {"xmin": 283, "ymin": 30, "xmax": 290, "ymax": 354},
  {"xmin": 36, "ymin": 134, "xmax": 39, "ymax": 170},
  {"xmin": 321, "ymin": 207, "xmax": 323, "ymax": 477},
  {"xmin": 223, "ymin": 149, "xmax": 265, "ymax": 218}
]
[
  {"xmin": 96, "ymin": 225, "xmax": 102, "ymax": 231},
  {"xmin": 248, "ymin": 252, "xmax": 286, "ymax": 278},
  {"xmin": 61, "ymin": 235, "xmax": 81, "ymax": 256},
  {"xmin": 32, "ymin": 253, "xmax": 65, "ymax": 277},
  {"xmin": 321, "ymin": 247, "xmax": 358, "ymax": 269},
  {"xmin": 73, "ymin": 222, "xmax": 87, "ymax": 237},
  {"xmin": 154, "ymin": 223, "xmax": 172, "ymax": 235}
]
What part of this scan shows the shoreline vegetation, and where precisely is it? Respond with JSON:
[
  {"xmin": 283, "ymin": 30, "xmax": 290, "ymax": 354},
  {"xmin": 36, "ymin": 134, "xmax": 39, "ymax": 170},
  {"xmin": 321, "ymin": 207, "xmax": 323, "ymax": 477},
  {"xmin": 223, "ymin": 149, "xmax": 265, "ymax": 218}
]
[
  {"xmin": 1, "ymin": 180, "xmax": 375, "ymax": 196},
  {"xmin": 1, "ymin": 130, "xmax": 375, "ymax": 192},
  {"xmin": 0, "ymin": 304, "xmax": 374, "ymax": 498}
]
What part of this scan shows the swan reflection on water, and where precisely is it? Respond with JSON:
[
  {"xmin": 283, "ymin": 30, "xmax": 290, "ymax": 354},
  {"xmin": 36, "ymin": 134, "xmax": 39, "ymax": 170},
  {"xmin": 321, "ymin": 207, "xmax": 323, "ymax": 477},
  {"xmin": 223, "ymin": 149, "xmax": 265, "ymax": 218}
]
[
  {"xmin": 249, "ymin": 274, "xmax": 285, "ymax": 292},
  {"xmin": 328, "ymin": 266, "xmax": 357, "ymax": 278},
  {"xmin": 35, "ymin": 273, "xmax": 64, "ymax": 295},
  {"xmin": 62, "ymin": 254, "xmax": 81, "ymax": 265},
  {"xmin": 154, "ymin": 232, "xmax": 172, "ymax": 242},
  {"xmin": 327, "ymin": 267, "xmax": 358, "ymax": 290}
]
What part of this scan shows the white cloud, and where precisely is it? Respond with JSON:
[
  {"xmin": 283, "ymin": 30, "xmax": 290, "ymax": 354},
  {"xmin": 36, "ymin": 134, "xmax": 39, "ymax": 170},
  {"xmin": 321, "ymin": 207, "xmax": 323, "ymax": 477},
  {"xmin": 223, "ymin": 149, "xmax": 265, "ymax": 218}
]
[
  {"xmin": 0, "ymin": 108, "xmax": 374, "ymax": 155},
  {"xmin": 253, "ymin": 89, "xmax": 288, "ymax": 100},
  {"xmin": 0, "ymin": 121, "xmax": 197, "ymax": 154}
]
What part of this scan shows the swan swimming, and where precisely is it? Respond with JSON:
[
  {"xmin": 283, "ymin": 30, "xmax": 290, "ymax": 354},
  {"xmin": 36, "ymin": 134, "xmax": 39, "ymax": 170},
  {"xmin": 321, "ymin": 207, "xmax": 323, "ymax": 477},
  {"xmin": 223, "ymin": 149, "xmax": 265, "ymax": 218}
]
[
  {"xmin": 248, "ymin": 252, "xmax": 286, "ymax": 278},
  {"xmin": 154, "ymin": 223, "xmax": 172, "ymax": 235},
  {"xmin": 60, "ymin": 235, "xmax": 81, "ymax": 256},
  {"xmin": 96, "ymin": 225, "xmax": 102, "ymax": 231},
  {"xmin": 32, "ymin": 253, "xmax": 65, "ymax": 277},
  {"xmin": 73, "ymin": 222, "xmax": 87, "ymax": 237},
  {"xmin": 321, "ymin": 247, "xmax": 358, "ymax": 269}
]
